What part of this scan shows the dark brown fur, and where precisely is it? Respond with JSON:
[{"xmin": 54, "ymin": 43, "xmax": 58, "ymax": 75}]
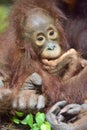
[{"xmin": 54, "ymin": 0, "xmax": 87, "ymax": 59}]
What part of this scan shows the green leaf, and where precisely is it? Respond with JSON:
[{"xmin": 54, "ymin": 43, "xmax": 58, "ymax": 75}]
[
  {"xmin": 12, "ymin": 117, "xmax": 20, "ymax": 124},
  {"xmin": 32, "ymin": 127, "xmax": 40, "ymax": 130},
  {"xmin": 32, "ymin": 124, "xmax": 40, "ymax": 130},
  {"xmin": 21, "ymin": 114, "xmax": 33, "ymax": 128},
  {"xmin": 45, "ymin": 122, "xmax": 51, "ymax": 130},
  {"xmin": 35, "ymin": 112, "xmax": 45, "ymax": 127},
  {"xmin": 15, "ymin": 111, "xmax": 24, "ymax": 117},
  {"xmin": 41, "ymin": 122, "xmax": 51, "ymax": 130},
  {"xmin": 27, "ymin": 114, "xmax": 33, "ymax": 128},
  {"xmin": 41, "ymin": 124, "xmax": 47, "ymax": 130}
]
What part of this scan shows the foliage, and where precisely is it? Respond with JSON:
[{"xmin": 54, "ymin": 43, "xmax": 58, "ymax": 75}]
[
  {"xmin": 12, "ymin": 111, "xmax": 51, "ymax": 130},
  {"xmin": 0, "ymin": 5, "xmax": 9, "ymax": 32},
  {"xmin": 0, "ymin": 0, "xmax": 12, "ymax": 5}
]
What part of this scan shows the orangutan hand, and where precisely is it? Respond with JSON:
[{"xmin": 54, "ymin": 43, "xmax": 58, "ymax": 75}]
[
  {"xmin": 22, "ymin": 72, "xmax": 42, "ymax": 90},
  {"xmin": 46, "ymin": 101, "xmax": 87, "ymax": 130},
  {"xmin": 12, "ymin": 72, "xmax": 45, "ymax": 111},
  {"xmin": 12, "ymin": 90, "xmax": 46, "ymax": 111},
  {"xmin": 42, "ymin": 49, "xmax": 87, "ymax": 80}
]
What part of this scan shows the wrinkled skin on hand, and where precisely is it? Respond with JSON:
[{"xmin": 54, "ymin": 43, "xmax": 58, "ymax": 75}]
[
  {"xmin": 42, "ymin": 49, "xmax": 87, "ymax": 80},
  {"xmin": 46, "ymin": 101, "xmax": 87, "ymax": 130},
  {"xmin": 12, "ymin": 90, "xmax": 45, "ymax": 111},
  {"xmin": 0, "ymin": 73, "xmax": 46, "ymax": 113},
  {"xmin": 22, "ymin": 72, "xmax": 42, "ymax": 90}
]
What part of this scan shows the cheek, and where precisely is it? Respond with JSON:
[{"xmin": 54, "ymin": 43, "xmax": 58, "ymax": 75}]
[{"xmin": 41, "ymin": 44, "xmax": 62, "ymax": 59}]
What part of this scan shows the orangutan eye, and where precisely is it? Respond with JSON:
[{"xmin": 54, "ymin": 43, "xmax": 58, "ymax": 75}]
[
  {"xmin": 49, "ymin": 30, "xmax": 54, "ymax": 36},
  {"xmin": 36, "ymin": 35, "xmax": 45, "ymax": 46},
  {"xmin": 48, "ymin": 29, "xmax": 58, "ymax": 40},
  {"xmin": 37, "ymin": 36, "xmax": 44, "ymax": 41}
]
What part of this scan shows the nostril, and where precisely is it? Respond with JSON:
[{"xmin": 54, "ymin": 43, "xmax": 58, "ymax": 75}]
[
  {"xmin": 53, "ymin": 45, "xmax": 55, "ymax": 49},
  {"xmin": 47, "ymin": 45, "xmax": 56, "ymax": 50},
  {"xmin": 47, "ymin": 48, "xmax": 52, "ymax": 50}
]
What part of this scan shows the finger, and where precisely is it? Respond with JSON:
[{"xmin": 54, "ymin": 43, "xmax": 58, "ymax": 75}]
[
  {"xmin": 12, "ymin": 97, "xmax": 18, "ymax": 109},
  {"xmin": 43, "ymin": 65, "xmax": 51, "ymax": 70},
  {"xmin": 43, "ymin": 65, "xmax": 56, "ymax": 72},
  {"xmin": 60, "ymin": 104, "xmax": 81, "ymax": 115},
  {"xmin": 80, "ymin": 58, "xmax": 87, "ymax": 67},
  {"xmin": 65, "ymin": 49, "xmax": 77, "ymax": 55},
  {"xmin": 42, "ymin": 59, "xmax": 51, "ymax": 66},
  {"xmin": 28, "ymin": 72, "xmax": 42, "ymax": 86},
  {"xmin": 0, "ymin": 88, "xmax": 12, "ymax": 100},
  {"xmin": 57, "ymin": 114, "xmax": 65, "ymax": 122},
  {"xmin": 18, "ymin": 93, "xmax": 27, "ymax": 110},
  {"xmin": 42, "ymin": 59, "xmax": 56, "ymax": 66},
  {"xmin": 49, "ymin": 69, "xmax": 58, "ymax": 74},
  {"xmin": 81, "ymin": 103, "xmax": 87, "ymax": 111},
  {"xmin": 48, "ymin": 100, "xmax": 67, "ymax": 113},
  {"xmin": 37, "ymin": 95, "xmax": 45, "ymax": 109},
  {"xmin": 22, "ymin": 73, "xmax": 42, "ymax": 90},
  {"xmin": 28, "ymin": 93, "xmax": 38, "ymax": 109},
  {"xmin": 46, "ymin": 112, "xmax": 58, "ymax": 124},
  {"xmin": 56, "ymin": 100, "xmax": 67, "ymax": 108},
  {"xmin": 12, "ymin": 91, "xmax": 27, "ymax": 110},
  {"xmin": 67, "ymin": 104, "xmax": 81, "ymax": 114},
  {"xmin": 22, "ymin": 82, "xmax": 35, "ymax": 90}
]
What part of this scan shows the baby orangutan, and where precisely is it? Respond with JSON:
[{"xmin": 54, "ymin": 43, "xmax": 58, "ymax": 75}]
[
  {"xmin": 23, "ymin": 8, "xmax": 87, "ymax": 130},
  {"xmin": 0, "ymin": 7, "xmax": 87, "ymax": 115},
  {"xmin": 22, "ymin": 8, "xmax": 87, "ymax": 81}
]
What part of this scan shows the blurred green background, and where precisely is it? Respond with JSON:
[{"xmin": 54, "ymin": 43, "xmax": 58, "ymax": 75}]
[{"xmin": 0, "ymin": 0, "xmax": 13, "ymax": 33}]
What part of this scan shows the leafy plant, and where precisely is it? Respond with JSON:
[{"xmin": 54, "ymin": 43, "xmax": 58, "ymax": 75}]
[
  {"xmin": 12, "ymin": 111, "xmax": 51, "ymax": 130},
  {"xmin": 0, "ymin": 5, "xmax": 9, "ymax": 32}
]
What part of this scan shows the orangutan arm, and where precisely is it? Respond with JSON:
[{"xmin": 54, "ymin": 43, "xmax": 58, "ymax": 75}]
[
  {"xmin": 42, "ymin": 49, "xmax": 87, "ymax": 80},
  {"xmin": 0, "ymin": 73, "xmax": 45, "ymax": 114}
]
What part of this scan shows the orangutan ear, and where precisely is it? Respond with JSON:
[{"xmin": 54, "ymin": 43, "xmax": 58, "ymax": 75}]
[
  {"xmin": 16, "ymin": 15, "xmax": 31, "ymax": 50},
  {"xmin": 17, "ymin": 34, "xmax": 30, "ymax": 50},
  {"xmin": 23, "ymin": 32, "xmax": 31, "ymax": 40}
]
